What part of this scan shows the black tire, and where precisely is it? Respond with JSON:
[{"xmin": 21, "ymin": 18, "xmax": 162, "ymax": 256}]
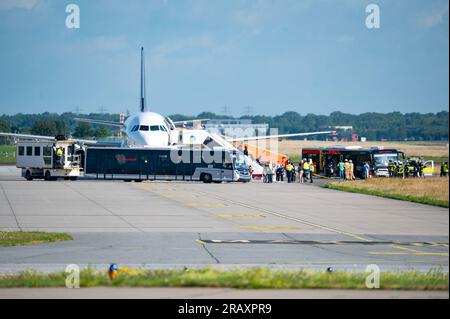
[
  {"xmin": 25, "ymin": 170, "xmax": 33, "ymax": 181},
  {"xmin": 44, "ymin": 170, "xmax": 52, "ymax": 181},
  {"xmin": 70, "ymin": 177, "xmax": 78, "ymax": 181},
  {"xmin": 134, "ymin": 179, "xmax": 143, "ymax": 183},
  {"xmin": 201, "ymin": 173, "xmax": 212, "ymax": 183}
]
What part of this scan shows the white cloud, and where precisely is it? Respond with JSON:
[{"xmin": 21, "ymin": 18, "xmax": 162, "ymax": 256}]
[
  {"xmin": 416, "ymin": 2, "xmax": 449, "ymax": 28},
  {"xmin": 0, "ymin": 0, "xmax": 38, "ymax": 10}
]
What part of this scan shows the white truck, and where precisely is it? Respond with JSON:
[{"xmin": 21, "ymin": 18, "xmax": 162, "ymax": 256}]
[{"xmin": 16, "ymin": 140, "xmax": 83, "ymax": 181}]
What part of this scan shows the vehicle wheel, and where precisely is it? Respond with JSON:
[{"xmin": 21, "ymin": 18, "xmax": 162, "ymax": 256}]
[
  {"xmin": 44, "ymin": 170, "xmax": 53, "ymax": 181},
  {"xmin": 25, "ymin": 170, "xmax": 33, "ymax": 181},
  {"xmin": 134, "ymin": 179, "xmax": 143, "ymax": 182},
  {"xmin": 70, "ymin": 177, "xmax": 78, "ymax": 181},
  {"xmin": 201, "ymin": 173, "xmax": 212, "ymax": 183}
]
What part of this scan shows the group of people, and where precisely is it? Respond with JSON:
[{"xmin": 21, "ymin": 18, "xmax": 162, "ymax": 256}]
[
  {"xmin": 258, "ymin": 156, "xmax": 449, "ymax": 182},
  {"xmin": 262, "ymin": 159, "xmax": 315, "ymax": 184},
  {"xmin": 335, "ymin": 159, "xmax": 357, "ymax": 180},
  {"xmin": 387, "ymin": 158, "xmax": 431, "ymax": 179}
]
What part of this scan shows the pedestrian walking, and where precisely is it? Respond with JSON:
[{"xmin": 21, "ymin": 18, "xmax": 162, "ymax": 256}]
[
  {"xmin": 349, "ymin": 160, "xmax": 355, "ymax": 180},
  {"xmin": 298, "ymin": 161, "xmax": 304, "ymax": 183},
  {"xmin": 309, "ymin": 159, "xmax": 315, "ymax": 183},
  {"xmin": 303, "ymin": 159, "xmax": 310, "ymax": 182},
  {"xmin": 344, "ymin": 159, "xmax": 350, "ymax": 180},
  {"xmin": 338, "ymin": 160, "xmax": 345, "ymax": 180}
]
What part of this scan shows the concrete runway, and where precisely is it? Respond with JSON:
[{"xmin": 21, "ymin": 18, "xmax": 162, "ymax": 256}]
[
  {"xmin": 0, "ymin": 166, "xmax": 448, "ymax": 274},
  {"xmin": 0, "ymin": 287, "xmax": 447, "ymax": 299}
]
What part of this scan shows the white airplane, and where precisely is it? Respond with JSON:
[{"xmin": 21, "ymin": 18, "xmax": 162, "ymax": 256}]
[
  {"xmin": 74, "ymin": 47, "xmax": 335, "ymax": 147},
  {"xmin": 1, "ymin": 47, "xmax": 335, "ymax": 171}
]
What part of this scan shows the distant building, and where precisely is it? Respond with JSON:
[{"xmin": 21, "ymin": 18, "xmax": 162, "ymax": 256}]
[{"xmin": 204, "ymin": 119, "xmax": 269, "ymax": 138}]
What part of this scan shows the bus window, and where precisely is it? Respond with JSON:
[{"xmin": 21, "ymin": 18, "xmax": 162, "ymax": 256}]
[
  {"xmin": 373, "ymin": 153, "xmax": 399, "ymax": 167},
  {"xmin": 26, "ymin": 146, "xmax": 33, "ymax": 156},
  {"xmin": 43, "ymin": 147, "xmax": 52, "ymax": 157},
  {"xmin": 34, "ymin": 146, "xmax": 41, "ymax": 156},
  {"xmin": 43, "ymin": 147, "xmax": 52, "ymax": 165},
  {"xmin": 18, "ymin": 146, "xmax": 24, "ymax": 156}
]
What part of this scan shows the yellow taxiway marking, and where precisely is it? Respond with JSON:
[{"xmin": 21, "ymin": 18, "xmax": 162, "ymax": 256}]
[
  {"xmin": 240, "ymin": 226, "xmax": 303, "ymax": 231},
  {"xmin": 193, "ymin": 190, "xmax": 371, "ymax": 242},
  {"xmin": 196, "ymin": 239, "xmax": 206, "ymax": 245},
  {"xmin": 389, "ymin": 244, "xmax": 421, "ymax": 253},
  {"xmin": 184, "ymin": 202, "xmax": 226, "ymax": 207},
  {"xmin": 368, "ymin": 251, "xmax": 449, "ymax": 256},
  {"xmin": 210, "ymin": 214, "xmax": 262, "ymax": 218},
  {"xmin": 160, "ymin": 194, "xmax": 200, "ymax": 198}
]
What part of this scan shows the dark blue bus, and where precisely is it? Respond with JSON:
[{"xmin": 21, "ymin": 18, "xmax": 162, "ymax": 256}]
[{"xmin": 84, "ymin": 146, "xmax": 250, "ymax": 183}]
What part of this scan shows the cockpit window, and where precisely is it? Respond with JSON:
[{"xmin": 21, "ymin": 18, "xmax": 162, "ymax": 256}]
[
  {"xmin": 132, "ymin": 125, "xmax": 139, "ymax": 132},
  {"xmin": 150, "ymin": 125, "xmax": 160, "ymax": 131},
  {"xmin": 139, "ymin": 125, "xmax": 149, "ymax": 131},
  {"xmin": 160, "ymin": 125, "xmax": 167, "ymax": 132}
]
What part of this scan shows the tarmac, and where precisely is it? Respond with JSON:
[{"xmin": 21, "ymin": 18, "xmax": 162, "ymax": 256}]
[
  {"xmin": 0, "ymin": 287, "xmax": 447, "ymax": 299},
  {"xmin": 0, "ymin": 165, "xmax": 448, "ymax": 298}
]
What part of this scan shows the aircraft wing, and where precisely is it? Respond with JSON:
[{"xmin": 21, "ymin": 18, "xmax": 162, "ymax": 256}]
[
  {"xmin": 74, "ymin": 118, "xmax": 124, "ymax": 128},
  {"xmin": 0, "ymin": 132, "xmax": 99, "ymax": 145},
  {"xmin": 225, "ymin": 131, "xmax": 336, "ymax": 142},
  {"xmin": 172, "ymin": 119, "xmax": 210, "ymax": 126},
  {"xmin": 0, "ymin": 132, "xmax": 56, "ymax": 141}
]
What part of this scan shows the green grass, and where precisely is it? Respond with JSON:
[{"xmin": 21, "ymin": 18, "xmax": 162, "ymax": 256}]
[
  {"xmin": 425, "ymin": 156, "xmax": 449, "ymax": 164},
  {"xmin": 322, "ymin": 183, "xmax": 449, "ymax": 208},
  {"xmin": 0, "ymin": 231, "xmax": 73, "ymax": 247},
  {"xmin": 0, "ymin": 145, "xmax": 16, "ymax": 164},
  {"xmin": 0, "ymin": 267, "xmax": 447, "ymax": 290}
]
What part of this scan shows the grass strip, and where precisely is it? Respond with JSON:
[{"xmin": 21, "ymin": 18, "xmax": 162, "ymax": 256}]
[
  {"xmin": 0, "ymin": 145, "xmax": 15, "ymax": 165},
  {"xmin": 322, "ymin": 182, "xmax": 449, "ymax": 208},
  {"xmin": 0, "ymin": 231, "xmax": 73, "ymax": 247},
  {"xmin": 0, "ymin": 267, "xmax": 447, "ymax": 290}
]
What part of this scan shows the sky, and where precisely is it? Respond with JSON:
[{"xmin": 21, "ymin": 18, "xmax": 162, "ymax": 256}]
[{"xmin": 0, "ymin": 0, "xmax": 448, "ymax": 117}]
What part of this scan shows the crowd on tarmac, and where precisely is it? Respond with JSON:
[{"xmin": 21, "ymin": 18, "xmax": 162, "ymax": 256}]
[
  {"xmin": 254, "ymin": 157, "xmax": 449, "ymax": 183},
  {"xmin": 259, "ymin": 159, "xmax": 317, "ymax": 184}
]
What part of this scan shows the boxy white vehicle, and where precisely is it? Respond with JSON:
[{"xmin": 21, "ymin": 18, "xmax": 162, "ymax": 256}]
[{"xmin": 16, "ymin": 140, "xmax": 83, "ymax": 181}]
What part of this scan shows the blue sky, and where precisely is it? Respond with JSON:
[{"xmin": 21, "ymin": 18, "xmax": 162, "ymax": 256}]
[{"xmin": 0, "ymin": 0, "xmax": 448, "ymax": 116}]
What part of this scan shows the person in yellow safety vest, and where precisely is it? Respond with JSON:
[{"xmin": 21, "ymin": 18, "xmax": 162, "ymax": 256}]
[
  {"xmin": 349, "ymin": 160, "xmax": 355, "ymax": 180},
  {"xmin": 344, "ymin": 159, "xmax": 350, "ymax": 180},
  {"xmin": 303, "ymin": 160, "xmax": 310, "ymax": 182},
  {"xmin": 308, "ymin": 159, "xmax": 315, "ymax": 183},
  {"xmin": 285, "ymin": 162, "xmax": 294, "ymax": 183},
  {"xmin": 56, "ymin": 147, "xmax": 64, "ymax": 168},
  {"xmin": 441, "ymin": 161, "xmax": 449, "ymax": 177}
]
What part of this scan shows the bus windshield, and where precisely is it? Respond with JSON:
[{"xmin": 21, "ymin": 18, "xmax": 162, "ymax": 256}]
[
  {"xmin": 373, "ymin": 153, "xmax": 399, "ymax": 167},
  {"xmin": 233, "ymin": 155, "xmax": 248, "ymax": 171}
]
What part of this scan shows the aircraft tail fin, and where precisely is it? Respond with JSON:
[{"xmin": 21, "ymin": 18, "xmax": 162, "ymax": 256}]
[{"xmin": 140, "ymin": 47, "xmax": 147, "ymax": 113}]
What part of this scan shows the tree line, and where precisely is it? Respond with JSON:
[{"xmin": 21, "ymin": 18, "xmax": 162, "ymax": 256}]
[{"xmin": 0, "ymin": 110, "xmax": 448, "ymax": 141}]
